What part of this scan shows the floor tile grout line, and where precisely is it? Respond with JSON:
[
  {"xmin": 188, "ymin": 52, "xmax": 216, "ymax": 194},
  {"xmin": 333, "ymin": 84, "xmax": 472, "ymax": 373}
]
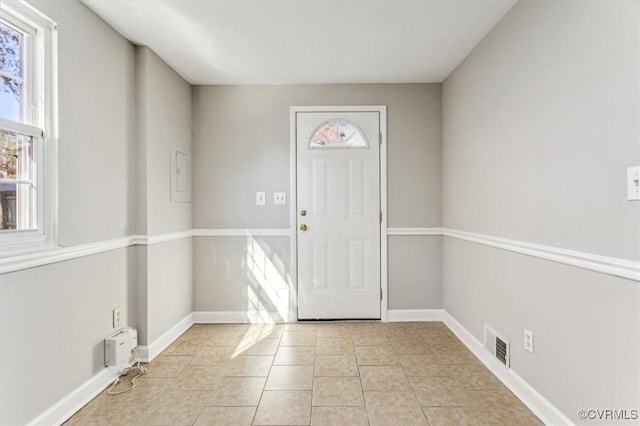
[
  {"xmin": 66, "ymin": 322, "xmax": 542, "ymax": 425},
  {"xmin": 251, "ymin": 332, "xmax": 280, "ymax": 426}
]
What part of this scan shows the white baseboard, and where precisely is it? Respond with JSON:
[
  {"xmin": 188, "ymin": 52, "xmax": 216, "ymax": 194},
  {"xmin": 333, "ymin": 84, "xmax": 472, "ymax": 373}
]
[
  {"xmin": 387, "ymin": 309, "xmax": 444, "ymax": 322},
  {"xmin": 194, "ymin": 309, "xmax": 446, "ymax": 323},
  {"xmin": 137, "ymin": 312, "xmax": 194, "ymax": 363},
  {"xmin": 193, "ymin": 310, "xmax": 286, "ymax": 324},
  {"xmin": 27, "ymin": 367, "xmax": 118, "ymax": 426},
  {"xmin": 443, "ymin": 312, "xmax": 574, "ymax": 426}
]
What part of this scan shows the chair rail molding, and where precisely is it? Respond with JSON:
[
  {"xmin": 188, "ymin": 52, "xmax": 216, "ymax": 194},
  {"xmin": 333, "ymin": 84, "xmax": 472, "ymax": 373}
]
[
  {"xmin": 192, "ymin": 228, "xmax": 291, "ymax": 237},
  {"xmin": 387, "ymin": 227, "xmax": 638, "ymax": 282},
  {"xmin": 387, "ymin": 227, "xmax": 444, "ymax": 236},
  {"xmin": 442, "ymin": 228, "xmax": 639, "ymax": 282},
  {"xmin": 2, "ymin": 227, "xmax": 637, "ymax": 281}
]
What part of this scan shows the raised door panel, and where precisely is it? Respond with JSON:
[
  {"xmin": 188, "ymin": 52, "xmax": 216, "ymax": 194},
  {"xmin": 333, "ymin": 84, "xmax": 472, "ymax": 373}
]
[
  {"xmin": 345, "ymin": 237, "xmax": 369, "ymax": 293},
  {"xmin": 346, "ymin": 158, "xmax": 368, "ymax": 219}
]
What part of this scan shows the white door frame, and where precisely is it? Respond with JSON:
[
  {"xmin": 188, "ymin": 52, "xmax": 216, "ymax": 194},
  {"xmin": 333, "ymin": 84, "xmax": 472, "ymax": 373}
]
[{"xmin": 289, "ymin": 105, "xmax": 388, "ymax": 322}]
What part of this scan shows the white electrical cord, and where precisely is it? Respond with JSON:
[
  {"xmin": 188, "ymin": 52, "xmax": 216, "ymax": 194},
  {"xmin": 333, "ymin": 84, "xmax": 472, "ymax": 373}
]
[{"xmin": 107, "ymin": 348, "xmax": 148, "ymax": 395}]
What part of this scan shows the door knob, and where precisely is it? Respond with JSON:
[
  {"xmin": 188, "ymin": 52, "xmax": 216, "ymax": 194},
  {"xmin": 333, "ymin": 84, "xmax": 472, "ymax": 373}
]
[
  {"xmin": 299, "ymin": 224, "xmax": 308, "ymax": 231},
  {"xmin": 300, "ymin": 209, "xmax": 307, "ymax": 216}
]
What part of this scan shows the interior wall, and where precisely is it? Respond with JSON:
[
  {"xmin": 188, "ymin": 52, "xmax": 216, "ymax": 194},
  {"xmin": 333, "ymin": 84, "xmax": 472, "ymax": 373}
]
[
  {"xmin": 443, "ymin": 238, "xmax": 639, "ymax": 424},
  {"xmin": 388, "ymin": 236, "xmax": 442, "ymax": 310},
  {"xmin": 0, "ymin": 1, "xmax": 137, "ymax": 424},
  {"xmin": 193, "ymin": 236, "xmax": 292, "ymax": 321},
  {"xmin": 147, "ymin": 238, "xmax": 193, "ymax": 342},
  {"xmin": 443, "ymin": 1, "xmax": 639, "ymax": 259},
  {"xmin": 192, "ymin": 84, "xmax": 443, "ymax": 314},
  {"xmin": 33, "ymin": 0, "xmax": 137, "ymax": 247},
  {"xmin": 0, "ymin": 249, "xmax": 137, "ymax": 426},
  {"xmin": 135, "ymin": 46, "xmax": 194, "ymax": 344},
  {"xmin": 193, "ymin": 84, "xmax": 442, "ymax": 229},
  {"xmin": 136, "ymin": 47, "xmax": 193, "ymax": 236},
  {"xmin": 442, "ymin": 1, "xmax": 640, "ymax": 423}
]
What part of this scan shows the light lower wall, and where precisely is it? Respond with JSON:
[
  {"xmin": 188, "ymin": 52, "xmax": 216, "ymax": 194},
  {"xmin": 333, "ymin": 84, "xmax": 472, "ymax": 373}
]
[
  {"xmin": 0, "ymin": 248, "xmax": 137, "ymax": 426},
  {"xmin": 193, "ymin": 233, "xmax": 444, "ymax": 317},
  {"xmin": 388, "ymin": 236, "xmax": 442, "ymax": 310},
  {"xmin": 442, "ymin": 1, "xmax": 640, "ymax": 424},
  {"xmin": 135, "ymin": 245, "xmax": 149, "ymax": 344},
  {"xmin": 193, "ymin": 236, "xmax": 293, "ymax": 321},
  {"xmin": 444, "ymin": 238, "xmax": 639, "ymax": 425},
  {"xmin": 147, "ymin": 238, "xmax": 194, "ymax": 343},
  {"xmin": 192, "ymin": 84, "xmax": 443, "ymax": 312}
]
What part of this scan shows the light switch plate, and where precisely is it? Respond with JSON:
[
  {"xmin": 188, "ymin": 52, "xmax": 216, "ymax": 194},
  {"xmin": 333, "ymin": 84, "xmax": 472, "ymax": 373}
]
[
  {"xmin": 256, "ymin": 191, "xmax": 266, "ymax": 206},
  {"xmin": 274, "ymin": 192, "xmax": 286, "ymax": 205},
  {"xmin": 628, "ymin": 166, "xmax": 640, "ymax": 201}
]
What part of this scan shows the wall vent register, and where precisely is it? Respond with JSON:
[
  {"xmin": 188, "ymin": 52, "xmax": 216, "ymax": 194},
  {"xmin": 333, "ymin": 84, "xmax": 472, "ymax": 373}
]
[
  {"xmin": 496, "ymin": 337, "xmax": 508, "ymax": 365},
  {"xmin": 484, "ymin": 324, "xmax": 510, "ymax": 367}
]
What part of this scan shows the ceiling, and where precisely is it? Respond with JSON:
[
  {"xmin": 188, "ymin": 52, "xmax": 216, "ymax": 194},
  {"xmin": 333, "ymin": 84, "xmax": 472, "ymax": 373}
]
[{"xmin": 81, "ymin": 0, "xmax": 518, "ymax": 85}]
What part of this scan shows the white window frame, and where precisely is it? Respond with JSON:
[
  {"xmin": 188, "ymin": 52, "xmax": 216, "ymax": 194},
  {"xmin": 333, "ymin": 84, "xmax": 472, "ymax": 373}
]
[{"xmin": 0, "ymin": 1, "xmax": 57, "ymax": 255}]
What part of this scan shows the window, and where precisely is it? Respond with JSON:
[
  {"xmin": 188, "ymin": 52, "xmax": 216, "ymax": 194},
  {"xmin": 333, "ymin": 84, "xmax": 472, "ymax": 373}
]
[
  {"xmin": 309, "ymin": 119, "xmax": 369, "ymax": 149},
  {"xmin": 0, "ymin": 2, "xmax": 56, "ymax": 254}
]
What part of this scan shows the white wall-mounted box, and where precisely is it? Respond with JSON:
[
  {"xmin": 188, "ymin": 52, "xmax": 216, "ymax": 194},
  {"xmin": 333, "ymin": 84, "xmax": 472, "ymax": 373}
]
[{"xmin": 104, "ymin": 327, "xmax": 137, "ymax": 367}]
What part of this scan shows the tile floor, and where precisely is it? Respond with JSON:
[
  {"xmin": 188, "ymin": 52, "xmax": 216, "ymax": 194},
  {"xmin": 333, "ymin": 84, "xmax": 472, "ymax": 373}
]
[{"xmin": 65, "ymin": 322, "xmax": 542, "ymax": 425}]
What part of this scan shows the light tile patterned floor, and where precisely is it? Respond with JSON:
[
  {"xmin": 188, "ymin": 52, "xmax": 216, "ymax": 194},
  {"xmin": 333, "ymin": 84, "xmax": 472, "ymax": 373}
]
[{"xmin": 65, "ymin": 322, "xmax": 542, "ymax": 425}]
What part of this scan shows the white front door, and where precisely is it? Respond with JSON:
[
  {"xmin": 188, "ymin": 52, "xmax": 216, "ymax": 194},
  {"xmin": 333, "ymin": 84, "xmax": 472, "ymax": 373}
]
[{"xmin": 296, "ymin": 110, "xmax": 381, "ymax": 319}]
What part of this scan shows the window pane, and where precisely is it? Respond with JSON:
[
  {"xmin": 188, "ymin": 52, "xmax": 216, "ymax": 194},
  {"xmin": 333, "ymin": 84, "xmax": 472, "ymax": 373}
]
[
  {"xmin": 0, "ymin": 182, "xmax": 33, "ymax": 230},
  {"xmin": 0, "ymin": 77, "xmax": 21, "ymax": 122},
  {"xmin": 0, "ymin": 22, "xmax": 22, "ymax": 76},
  {"xmin": 0, "ymin": 129, "xmax": 34, "ymax": 231},
  {"xmin": 310, "ymin": 119, "xmax": 369, "ymax": 148},
  {"xmin": 1, "ymin": 129, "xmax": 32, "ymax": 180},
  {"xmin": 0, "ymin": 181, "xmax": 17, "ymax": 229},
  {"xmin": 0, "ymin": 21, "xmax": 23, "ymax": 122}
]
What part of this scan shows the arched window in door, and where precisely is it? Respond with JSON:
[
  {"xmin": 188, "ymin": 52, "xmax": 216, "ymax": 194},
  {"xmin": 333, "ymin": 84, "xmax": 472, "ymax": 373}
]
[{"xmin": 309, "ymin": 119, "xmax": 369, "ymax": 148}]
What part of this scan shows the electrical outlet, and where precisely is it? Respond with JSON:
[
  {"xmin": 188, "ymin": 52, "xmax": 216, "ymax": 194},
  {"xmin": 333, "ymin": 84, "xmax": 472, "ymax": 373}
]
[
  {"xmin": 274, "ymin": 192, "xmax": 286, "ymax": 205},
  {"xmin": 113, "ymin": 306, "xmax": 122, "ymax": 328},
  {"xmin": 628, "ymin": 166, "xmax": 640, "ymax": 201},
  {"xmin": 256, "ymin": 191, "xmax": 266, "ymax": 206},
  {"xmin": 524, "ymin": 328, "xmax": 534, "ymax": 354}
]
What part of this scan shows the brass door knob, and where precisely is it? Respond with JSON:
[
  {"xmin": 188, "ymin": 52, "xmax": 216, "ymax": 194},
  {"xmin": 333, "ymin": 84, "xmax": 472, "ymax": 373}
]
[
  {"xmin": 300, "ymin": 209, "xmax": 307, "ymax": 216},
  {"xmin": 299, "ymin": 224, "xmax": 308, "ymax": 231}
]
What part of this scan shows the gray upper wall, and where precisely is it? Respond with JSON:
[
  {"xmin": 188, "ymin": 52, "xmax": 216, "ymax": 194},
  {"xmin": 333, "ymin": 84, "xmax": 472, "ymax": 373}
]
[
  {"xmin": 443, "ymin": 0, "xmax": 640, "ymax": 260},
  {"xmin": 136, "ymin": 47, "xmax": 193, "ymax": 235},
  {"xmin": 29, "ymin": 0, "xmax": 137, "ymax": 247},
  {"xmin": 193, "ymin": 84, "xmax": 442, "ymax": 229}
]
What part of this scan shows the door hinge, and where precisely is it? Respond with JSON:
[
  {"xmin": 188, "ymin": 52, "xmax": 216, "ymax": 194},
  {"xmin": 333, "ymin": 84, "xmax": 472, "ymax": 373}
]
[
  {"xmin": 380, "ymin": 288, "xmax": 383, "ymax": 301},
  {"xmin": 379, "ymin": 211, "xmax": 382, "ymax": 223},
  {"xmin": 379, "ymin": 132, "xmax": 382, "ymax": 145}
]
